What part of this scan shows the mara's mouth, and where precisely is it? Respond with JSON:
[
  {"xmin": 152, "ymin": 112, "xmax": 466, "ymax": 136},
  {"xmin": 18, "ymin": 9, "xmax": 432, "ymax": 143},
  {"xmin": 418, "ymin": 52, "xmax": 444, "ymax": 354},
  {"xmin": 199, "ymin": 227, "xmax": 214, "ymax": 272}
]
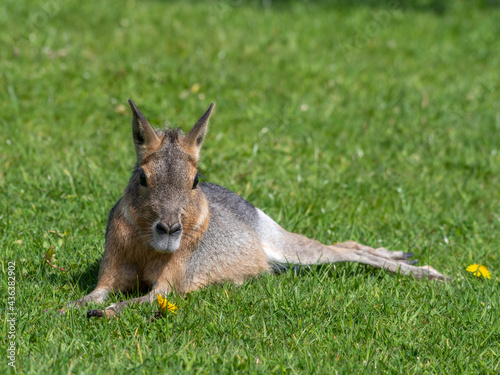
[{"xmin": 150, "ymin": 223, "xmax": 183, "ymax": 253}]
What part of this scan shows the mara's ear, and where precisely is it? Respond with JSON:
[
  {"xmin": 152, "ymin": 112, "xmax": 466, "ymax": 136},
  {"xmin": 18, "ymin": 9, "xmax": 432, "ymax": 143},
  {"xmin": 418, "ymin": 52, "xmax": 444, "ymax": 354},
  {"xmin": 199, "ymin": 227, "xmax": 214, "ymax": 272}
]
[
  {"xmin": 128, "ymin": 99, "xmax": 161, "ymax": 160},
  {"xmin": 183, "ymin": 103, "xmax": 215, "ymax": 159}
]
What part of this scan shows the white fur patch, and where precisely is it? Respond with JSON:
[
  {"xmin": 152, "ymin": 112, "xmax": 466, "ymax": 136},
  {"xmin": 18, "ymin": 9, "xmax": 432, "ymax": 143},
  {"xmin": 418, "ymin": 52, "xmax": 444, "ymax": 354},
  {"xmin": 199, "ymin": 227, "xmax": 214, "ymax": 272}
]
[
  {"xmin": 256, "ymin": 208, "xmax": 287, "ymax": 264},
  {"xmin": 262, "ymin": 243, "xmax": 287, "ymax": 263}
]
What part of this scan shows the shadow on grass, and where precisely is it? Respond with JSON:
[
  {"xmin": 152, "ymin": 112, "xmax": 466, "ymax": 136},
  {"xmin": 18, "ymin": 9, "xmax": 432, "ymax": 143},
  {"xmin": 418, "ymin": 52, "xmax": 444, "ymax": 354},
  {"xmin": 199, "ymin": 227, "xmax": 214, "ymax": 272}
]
[
  {"xmin": 64, "ymin": 258, "xmax": 101, "ymax": 294},
  {"xmin": 273, "ymin": 262, "xmax": 392, "ymax": 280},
  {"xmin": 63, "ymin": 259, "xmax": 153, "ymax": 298}
]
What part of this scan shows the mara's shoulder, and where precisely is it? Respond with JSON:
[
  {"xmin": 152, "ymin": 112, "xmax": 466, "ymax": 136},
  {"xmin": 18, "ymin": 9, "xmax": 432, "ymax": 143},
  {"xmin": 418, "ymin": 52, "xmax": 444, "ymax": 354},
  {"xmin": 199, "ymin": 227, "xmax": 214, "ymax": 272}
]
[{"xmin": 199, "ymin": 182, "xmax": 258, "ymax": 222}]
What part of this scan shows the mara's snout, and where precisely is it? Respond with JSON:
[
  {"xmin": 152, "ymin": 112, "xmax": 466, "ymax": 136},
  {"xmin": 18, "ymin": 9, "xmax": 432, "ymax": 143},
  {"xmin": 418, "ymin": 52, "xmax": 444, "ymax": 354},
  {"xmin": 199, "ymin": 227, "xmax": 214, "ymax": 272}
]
[{"xmin": 151, "ymin": 220, "xmax": 183, "ymax": 252}]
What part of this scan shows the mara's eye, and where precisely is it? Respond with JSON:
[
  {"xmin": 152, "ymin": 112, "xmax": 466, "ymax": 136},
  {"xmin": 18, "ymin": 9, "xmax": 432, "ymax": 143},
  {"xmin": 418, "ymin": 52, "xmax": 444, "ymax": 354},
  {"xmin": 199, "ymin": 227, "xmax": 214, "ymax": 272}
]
[
  {"xmin": 192, "ymin": 172, "xmax": 205, "ymax": 190},
  {"xmin": 139, "ymin": 171, "xmax": 148, "ymax": 187}
]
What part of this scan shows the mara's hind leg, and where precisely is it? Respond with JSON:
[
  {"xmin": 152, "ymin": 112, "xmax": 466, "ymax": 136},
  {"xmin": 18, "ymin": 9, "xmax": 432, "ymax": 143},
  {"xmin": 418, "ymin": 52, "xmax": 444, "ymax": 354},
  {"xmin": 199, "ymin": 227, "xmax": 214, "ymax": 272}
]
[
  {"xmin": 335, "ymin": 240, "xmax": 417, "ymax": 264},
  {"xmin": 327, "ymin": 242, "xmax": 448, "ymax": 281},
  {"xmin": 254, "ymin": 208, "xmax": 448, "ymax": 281},
  {"xmin": 272, "ymin": 232, "xmax": 448, "ymax": 281}
]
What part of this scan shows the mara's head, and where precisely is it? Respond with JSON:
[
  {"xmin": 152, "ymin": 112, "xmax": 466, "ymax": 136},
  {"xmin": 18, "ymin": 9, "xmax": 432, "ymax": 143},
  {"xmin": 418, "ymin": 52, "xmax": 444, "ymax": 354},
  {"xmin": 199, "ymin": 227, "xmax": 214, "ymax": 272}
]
[{"xmin": 122, "ymin": 100, "xmax": 214, "ymax": 253}]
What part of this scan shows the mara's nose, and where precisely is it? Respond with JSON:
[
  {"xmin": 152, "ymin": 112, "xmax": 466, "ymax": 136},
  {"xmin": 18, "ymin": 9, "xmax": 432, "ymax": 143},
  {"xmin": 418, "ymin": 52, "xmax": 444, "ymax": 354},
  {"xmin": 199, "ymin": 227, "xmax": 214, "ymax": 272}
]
[{"xmin": 155, "ymin": 222, "xmax": 182, "ymax": 236}]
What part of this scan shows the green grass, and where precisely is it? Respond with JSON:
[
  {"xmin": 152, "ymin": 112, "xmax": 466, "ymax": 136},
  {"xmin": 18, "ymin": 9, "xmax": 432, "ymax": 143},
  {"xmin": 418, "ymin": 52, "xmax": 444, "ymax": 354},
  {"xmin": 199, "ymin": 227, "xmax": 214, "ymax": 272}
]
[{"xmin": 1, "ymin": 0, "xmax": 499, "ymax": 373}]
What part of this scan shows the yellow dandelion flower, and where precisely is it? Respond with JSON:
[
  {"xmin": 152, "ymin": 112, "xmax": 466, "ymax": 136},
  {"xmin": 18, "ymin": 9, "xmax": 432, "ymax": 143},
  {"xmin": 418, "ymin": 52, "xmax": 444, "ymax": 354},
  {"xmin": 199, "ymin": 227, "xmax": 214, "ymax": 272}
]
[
  {"xmin": 466, "ymin": 264, "xmax": 491, "ymax": 279},
  {"xmin": 157, "ymin": 294, "xmax": 178, "ymax": 314}
]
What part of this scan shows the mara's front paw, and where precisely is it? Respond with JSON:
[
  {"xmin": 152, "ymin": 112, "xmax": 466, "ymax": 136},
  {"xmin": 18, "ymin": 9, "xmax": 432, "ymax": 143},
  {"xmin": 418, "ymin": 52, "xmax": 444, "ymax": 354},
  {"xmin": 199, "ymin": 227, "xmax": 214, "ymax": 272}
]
[{"xmin": 87, "ymin": 309, "xmax": 116, "ymax": 319}]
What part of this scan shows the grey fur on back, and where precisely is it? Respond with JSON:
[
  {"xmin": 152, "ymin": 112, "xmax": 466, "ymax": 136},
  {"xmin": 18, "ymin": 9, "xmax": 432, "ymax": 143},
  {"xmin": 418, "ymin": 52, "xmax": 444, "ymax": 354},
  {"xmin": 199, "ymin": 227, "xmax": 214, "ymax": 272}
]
[
  {"xmin": 186, "ymin": 182, "xmax": 292, "ymax": 279},
  {"xmin": 201, "ymin": 182, "xmax": 259, "ymax": 224}
]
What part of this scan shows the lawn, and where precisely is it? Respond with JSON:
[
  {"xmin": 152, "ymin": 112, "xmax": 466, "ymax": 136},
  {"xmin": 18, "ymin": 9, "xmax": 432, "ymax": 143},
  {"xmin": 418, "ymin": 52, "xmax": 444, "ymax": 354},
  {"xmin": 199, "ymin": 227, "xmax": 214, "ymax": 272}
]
[{"xmin": 1, "ymin": 0, "xmax": 499, "ymax": 373}]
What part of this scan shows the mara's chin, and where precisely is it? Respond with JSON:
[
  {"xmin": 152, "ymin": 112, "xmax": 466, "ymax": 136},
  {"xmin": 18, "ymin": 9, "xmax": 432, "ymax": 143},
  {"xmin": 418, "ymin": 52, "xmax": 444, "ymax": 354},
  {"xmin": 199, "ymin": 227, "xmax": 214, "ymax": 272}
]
[{"xmin": 151, "ymin": 233, "xmax": 182, "ymax": 253}]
